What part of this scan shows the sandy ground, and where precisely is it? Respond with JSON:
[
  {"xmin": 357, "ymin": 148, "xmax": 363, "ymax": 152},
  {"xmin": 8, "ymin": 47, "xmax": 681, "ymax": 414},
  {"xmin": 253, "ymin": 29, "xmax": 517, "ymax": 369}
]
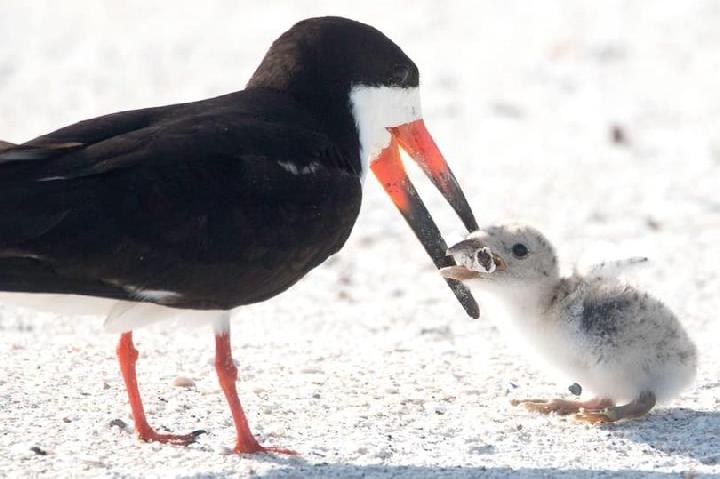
[{"xmin": 1, "ymin": 1, "xmax": 719, "ymax": 477}]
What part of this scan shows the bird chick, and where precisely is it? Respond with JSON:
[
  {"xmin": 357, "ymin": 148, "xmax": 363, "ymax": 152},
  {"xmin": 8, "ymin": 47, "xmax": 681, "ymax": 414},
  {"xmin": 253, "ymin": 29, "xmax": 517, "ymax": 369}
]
[{"xmin": 441, "ymin": 224, "xmax": 697, "ymax": 423}]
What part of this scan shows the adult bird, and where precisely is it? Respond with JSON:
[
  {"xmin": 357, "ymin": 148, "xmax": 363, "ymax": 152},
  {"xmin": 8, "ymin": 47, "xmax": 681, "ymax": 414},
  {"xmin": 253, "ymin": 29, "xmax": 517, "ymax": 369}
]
[{"xmin": 0, "ymin": 16, "xmax": 478, "ymax": 454}]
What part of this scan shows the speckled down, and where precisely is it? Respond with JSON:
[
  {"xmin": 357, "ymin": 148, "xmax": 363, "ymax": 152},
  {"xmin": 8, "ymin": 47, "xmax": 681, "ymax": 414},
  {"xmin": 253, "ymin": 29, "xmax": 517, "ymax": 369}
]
[
  {"xmin": 450, "ymin": 224, "xmax": 697, "ymax": 406},
  {"xmin": 1, "ymin": 1, "xmax": 720, "ymax": 478},
  {"xmin": 568, "ymin": 281, "xmax": 696, "ymax": 403},
  {"xmin": 547, "ymin": 271, "xmax": 695, "ymax": 404}
]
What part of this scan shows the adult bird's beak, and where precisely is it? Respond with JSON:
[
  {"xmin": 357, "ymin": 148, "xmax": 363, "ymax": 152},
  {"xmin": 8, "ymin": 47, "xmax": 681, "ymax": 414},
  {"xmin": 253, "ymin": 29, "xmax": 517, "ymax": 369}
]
[{"xmin": 370, "ymin": 119, "xmax": 479, "ymax": 319}]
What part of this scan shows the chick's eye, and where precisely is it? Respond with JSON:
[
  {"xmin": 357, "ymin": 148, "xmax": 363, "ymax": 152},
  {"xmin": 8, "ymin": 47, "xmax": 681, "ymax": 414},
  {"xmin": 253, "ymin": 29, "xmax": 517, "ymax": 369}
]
[
  {"xmin": 512, "ymin": 243, "xmax": 529, "ymax": 258},
  {"xmin": 389, "ymin": 64, "xmax": 410, "ymax": 85}
]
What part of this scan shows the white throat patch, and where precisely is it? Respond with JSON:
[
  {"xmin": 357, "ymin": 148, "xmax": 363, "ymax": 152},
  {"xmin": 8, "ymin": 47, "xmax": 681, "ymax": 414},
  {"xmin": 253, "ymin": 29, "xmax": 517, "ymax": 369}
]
[{"xmin": 349, "ymin": 85, "xmax": 422, "ymax": 182}]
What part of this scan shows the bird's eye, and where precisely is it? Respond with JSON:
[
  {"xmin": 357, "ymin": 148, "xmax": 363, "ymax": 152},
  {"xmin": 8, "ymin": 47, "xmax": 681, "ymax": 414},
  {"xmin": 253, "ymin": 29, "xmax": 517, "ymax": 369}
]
[
  {"xmin": 389, "ymin": 64, "xmax": 410, "ymax": 86},
  {"xmin": 512, "ymin": 243, "xmax": 529, "ymax": 258}
]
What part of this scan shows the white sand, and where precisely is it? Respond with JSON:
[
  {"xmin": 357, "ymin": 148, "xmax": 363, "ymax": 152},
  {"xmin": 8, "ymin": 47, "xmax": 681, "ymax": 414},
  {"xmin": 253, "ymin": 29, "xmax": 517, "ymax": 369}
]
[{"xmin": 1, "ymin": 1, "xmax": 719, "ymax": 477}]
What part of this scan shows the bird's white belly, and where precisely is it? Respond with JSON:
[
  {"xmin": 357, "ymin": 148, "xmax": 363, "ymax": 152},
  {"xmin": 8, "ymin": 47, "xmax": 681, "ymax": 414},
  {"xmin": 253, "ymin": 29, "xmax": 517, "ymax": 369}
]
[
  {"xmin": 481, "ymin": 298, "xmax": 582, "ymax": 385},
  {"xmin": 481, "ymin": 296, "xmax": 696, "ymax": 404},
  {"xmin": 525, "ymin": 318, "xmax": 697, "ymax": 404},
  {"xmin": 0, "ymin": 292, "xmax": 223, "ymax": 333},
  {"xmin": 0, "ymin": 292, "xmax": 115, "ymax": 316},
  {"xmin": 570, "ymin": 340, "xmax": 696, "ymax": 404}
]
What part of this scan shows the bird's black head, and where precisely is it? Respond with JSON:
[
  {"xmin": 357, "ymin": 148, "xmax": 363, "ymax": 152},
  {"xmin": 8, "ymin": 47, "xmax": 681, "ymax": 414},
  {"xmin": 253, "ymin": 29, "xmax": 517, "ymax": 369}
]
[
  {"xmin": 248, "ymin": 17, "xmax": 424, "ymax": 179},
  {"xmin": 248, "ymin": 17, "xmax": 479, "ymax": 318},
  {"xmin": 248, "ymin": 16, "xmax": 419, "ymax": 96},
  {"xmin": 248, "ymin": 17, "xmax": 427, "ymax": 176}
]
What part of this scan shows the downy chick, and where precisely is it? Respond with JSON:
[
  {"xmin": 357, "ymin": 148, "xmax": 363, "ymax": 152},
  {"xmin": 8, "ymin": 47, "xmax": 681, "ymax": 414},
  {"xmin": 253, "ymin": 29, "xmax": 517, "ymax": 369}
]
[{"xmin": 441, "ymin": 224, "xmax": 696, "ymax": 423}]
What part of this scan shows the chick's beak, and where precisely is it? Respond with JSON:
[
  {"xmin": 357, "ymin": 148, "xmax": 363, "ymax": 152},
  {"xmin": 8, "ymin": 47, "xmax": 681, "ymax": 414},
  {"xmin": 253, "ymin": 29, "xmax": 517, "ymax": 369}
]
[
  {"xmin": 441, "ymin": 238, "xmax": 506, "ymax": 280},
  {"xmin": 439, "ymin": 265, "xmax": 481, "ymax": 280},
  {"xmin": 370, "ymin": 119, "xmax": 479, "ymax": 319}
]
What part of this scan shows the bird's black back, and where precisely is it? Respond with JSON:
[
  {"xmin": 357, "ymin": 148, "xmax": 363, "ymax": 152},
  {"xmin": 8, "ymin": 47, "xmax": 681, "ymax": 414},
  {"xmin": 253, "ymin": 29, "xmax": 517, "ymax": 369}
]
[{"xmin": 0, "ymin": 89, "xmax": 362, "ymax": 309}]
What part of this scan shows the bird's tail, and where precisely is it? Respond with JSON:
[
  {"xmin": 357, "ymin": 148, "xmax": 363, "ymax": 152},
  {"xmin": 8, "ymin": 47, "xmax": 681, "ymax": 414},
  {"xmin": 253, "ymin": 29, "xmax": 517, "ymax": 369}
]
[{"xmin": 584, "ymin": 256, "xmax": 650, "ymax": 281}]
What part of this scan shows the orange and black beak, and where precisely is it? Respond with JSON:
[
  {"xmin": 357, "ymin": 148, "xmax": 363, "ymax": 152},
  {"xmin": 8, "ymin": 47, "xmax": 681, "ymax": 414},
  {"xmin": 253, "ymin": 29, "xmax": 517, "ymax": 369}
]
[{"xmin": 370, "ymin": 119, "xmax": 479, "ymax": 318}]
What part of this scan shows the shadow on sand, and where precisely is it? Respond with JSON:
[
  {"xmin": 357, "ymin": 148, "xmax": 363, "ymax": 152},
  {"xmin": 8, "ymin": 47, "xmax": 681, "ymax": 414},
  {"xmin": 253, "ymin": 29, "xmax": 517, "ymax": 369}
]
[
  {"xmin": 173, "ymin": 408, "xmax": 719, "ymax": 478},
  {"xmin": 185, "ymin": 449, "xmax": 699, "ymax": 478},
  {"xmin": 598, "ymin": 407, "xmax": 720, "ymax": 466},
  {"xmin": 246, "ymin": 408, "xmax": 719, "ymax": 478},
  {"xmin": 249, "ymin": 463, "xmax": 689, "ymax": 478}
]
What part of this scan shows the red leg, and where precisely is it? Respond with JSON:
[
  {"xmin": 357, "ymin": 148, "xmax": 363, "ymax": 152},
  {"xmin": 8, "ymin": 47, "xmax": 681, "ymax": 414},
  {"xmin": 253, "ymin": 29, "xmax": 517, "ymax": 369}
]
[
  {"xmin": 116, "ymin": 332, "xmax": 202, "ymax": 445},
  {"xmin": 214, "ymin": 332, "xmax": 296, "ymax": 455}
]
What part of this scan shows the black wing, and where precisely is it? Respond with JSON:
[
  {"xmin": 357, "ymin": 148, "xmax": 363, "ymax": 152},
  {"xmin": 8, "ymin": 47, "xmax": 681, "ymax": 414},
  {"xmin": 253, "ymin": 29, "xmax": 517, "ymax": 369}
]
[{"xmin": 0, "ymin": 90, "xmax": 362, "ymax": 309}]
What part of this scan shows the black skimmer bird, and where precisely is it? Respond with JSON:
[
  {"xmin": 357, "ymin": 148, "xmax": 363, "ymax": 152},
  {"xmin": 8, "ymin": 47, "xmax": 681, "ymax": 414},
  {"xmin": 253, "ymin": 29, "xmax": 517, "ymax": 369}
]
[
  {"xmin": 0, "ymin": 17, "xmax": 479, "ymax": 453},
  {"xmin": 442, "ymin": 224, "xmax": 696, "ymax": 423}
]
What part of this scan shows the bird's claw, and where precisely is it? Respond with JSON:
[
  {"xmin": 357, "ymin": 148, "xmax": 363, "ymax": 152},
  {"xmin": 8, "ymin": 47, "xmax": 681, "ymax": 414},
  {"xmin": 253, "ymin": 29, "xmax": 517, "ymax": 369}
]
[
  {"xmin": 575, "ymin": 409, "xmax": 615, "ymax": 424},
  {"xmin": 511, "ymin": 398, "xmax": 580, "ymax": 416},
  {"xmin": 233, "ymin": 444, "xmax": 297, "ymax": 455},
  {"xmin": 138, "ymin": 429, "xmax": 207, "ymax": 446}
]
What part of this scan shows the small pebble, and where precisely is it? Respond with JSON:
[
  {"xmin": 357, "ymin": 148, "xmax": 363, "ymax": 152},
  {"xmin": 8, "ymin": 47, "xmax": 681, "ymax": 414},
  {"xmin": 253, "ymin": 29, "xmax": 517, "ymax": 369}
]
[
  {"xmin": 109, "ymin": 419, "xmax": 128, "ymax": 430},
  {"xmin": 468, "ymin": 444, "xmax": 495, "ymax": 455},
  {"xmin": 337, "ymin": 290, "xmax": 352, "ymax": 301},
  {"xmin": 217, "ymin": 446, "xmax": 234, "ymax": 455},
  {"xmin": 375, "ymin": 448, "xmax": 392, "ymax": 459},
  {"xmin": 646, "ymin": 217, "xmax": 662, "ymax": 231},
  {"xmin": 172, "ymin": 376, "xmax": 195, "ymax": 388},
  {"xmin": 610, "ymin": 124, "xmax": 629, "ymax": 145},
  {"xmin": 569, "ymin": 383, "xmax": 583, "ymax": 396},
  {"xmin": 30, "ymin": 446, "xmax": 47, "ymax": 456}
]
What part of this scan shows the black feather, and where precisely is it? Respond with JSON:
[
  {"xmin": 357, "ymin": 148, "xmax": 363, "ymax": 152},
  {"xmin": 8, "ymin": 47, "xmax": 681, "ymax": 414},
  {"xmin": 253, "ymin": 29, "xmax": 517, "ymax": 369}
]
[{"xmin": 0, "ymin": 89, "xmax": 362, "ymax": 310}]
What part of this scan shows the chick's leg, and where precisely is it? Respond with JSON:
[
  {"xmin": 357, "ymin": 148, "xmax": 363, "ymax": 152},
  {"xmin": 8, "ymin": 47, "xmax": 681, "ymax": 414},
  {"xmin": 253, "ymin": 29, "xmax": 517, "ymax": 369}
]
[
  {"xmin": 512, "ymin": 397, "xmax": 615, "ymax": 416},
  {"xmin": 575, "ymin": 391, "xmax": 656, "ymax": 424}
]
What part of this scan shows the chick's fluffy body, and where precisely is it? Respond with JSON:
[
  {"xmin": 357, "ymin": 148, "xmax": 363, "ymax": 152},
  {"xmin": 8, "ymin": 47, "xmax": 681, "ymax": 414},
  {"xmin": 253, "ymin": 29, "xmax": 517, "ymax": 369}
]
[{"xmin": 457, "ymin": 224, "xmax": 696, "ymax": 404}]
